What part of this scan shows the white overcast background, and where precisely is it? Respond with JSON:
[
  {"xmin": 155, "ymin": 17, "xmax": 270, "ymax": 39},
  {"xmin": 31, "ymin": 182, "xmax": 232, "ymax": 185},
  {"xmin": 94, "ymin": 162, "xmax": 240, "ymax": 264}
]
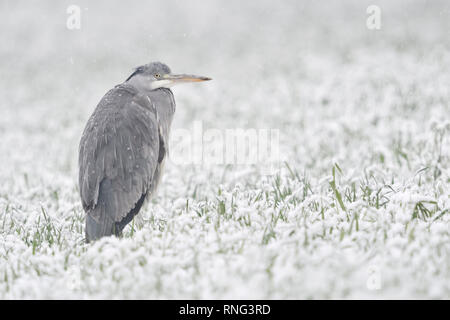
[{"xmin": 0, "ymin": 0, "xmax": 449, "ymax": 299}]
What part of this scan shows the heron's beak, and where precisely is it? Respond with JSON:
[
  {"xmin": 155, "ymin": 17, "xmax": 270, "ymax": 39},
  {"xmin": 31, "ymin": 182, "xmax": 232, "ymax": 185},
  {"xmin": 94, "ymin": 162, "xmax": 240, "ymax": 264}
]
[
  {"xmin": 151, "ymin": 74, "xmax": 211, "ymax": 89},
  {"xmin": 164, "ymin": 74, "xmax": 212, "ymax": 84}
]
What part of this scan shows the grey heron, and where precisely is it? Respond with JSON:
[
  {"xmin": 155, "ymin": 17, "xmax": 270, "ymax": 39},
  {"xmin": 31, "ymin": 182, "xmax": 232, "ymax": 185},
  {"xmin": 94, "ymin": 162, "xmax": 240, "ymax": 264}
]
[{"xmin": 78, "ymin": 62, "xmax": 211, "ymax": 242}]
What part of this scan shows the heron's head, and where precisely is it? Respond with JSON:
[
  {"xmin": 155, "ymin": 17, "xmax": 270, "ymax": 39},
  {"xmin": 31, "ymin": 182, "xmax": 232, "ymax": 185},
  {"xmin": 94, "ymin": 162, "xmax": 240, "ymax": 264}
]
[{"xmin": 126, "ymin": 62, "xmax": 211, "ymax": 90}]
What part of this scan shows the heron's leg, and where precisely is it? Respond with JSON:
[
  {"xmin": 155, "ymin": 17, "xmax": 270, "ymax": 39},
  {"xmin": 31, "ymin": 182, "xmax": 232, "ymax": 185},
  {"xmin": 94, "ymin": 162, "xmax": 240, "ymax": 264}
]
[
  {"xmin": 113, "ymin": 223, "xmax": 124, "ymax": 238},
  {"xmin": 133, "ymin": 198, "xmax": 151, "ymax": 230},
  {"xmin": 114, "ymin": 192, "xmax": 148, "ymax": 237}
]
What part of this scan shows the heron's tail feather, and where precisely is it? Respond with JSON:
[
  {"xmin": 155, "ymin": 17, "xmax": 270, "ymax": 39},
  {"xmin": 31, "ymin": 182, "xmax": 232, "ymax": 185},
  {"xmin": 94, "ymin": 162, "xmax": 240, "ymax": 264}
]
[
  {"xmin": 84, "ymin": 190, "xmax": 148, "ymax": 243},
  {"xmin": 85, "ymin": 214, "xmax": 121, "ymax": 243}
]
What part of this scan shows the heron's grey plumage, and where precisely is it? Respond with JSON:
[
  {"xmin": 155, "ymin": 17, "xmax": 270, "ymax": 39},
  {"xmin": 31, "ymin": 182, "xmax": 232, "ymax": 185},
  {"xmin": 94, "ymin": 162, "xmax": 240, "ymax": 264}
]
[{"xmin": 78, "ymin": 62, "xmax": 211, "ymax": 242}]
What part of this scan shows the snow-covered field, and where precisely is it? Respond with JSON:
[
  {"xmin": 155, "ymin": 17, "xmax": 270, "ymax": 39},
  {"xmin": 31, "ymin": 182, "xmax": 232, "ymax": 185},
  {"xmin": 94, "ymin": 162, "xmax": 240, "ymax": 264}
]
[{"xmin": 0, "ymin": 0, "xmax": 449, "ymax": 299}]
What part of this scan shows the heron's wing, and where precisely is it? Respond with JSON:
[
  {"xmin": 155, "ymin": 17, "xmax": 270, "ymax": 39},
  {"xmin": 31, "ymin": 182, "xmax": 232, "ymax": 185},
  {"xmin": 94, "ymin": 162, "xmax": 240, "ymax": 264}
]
[{"xmin": 79, "ymin": 85, "xmax": 160, "ymax": 224}]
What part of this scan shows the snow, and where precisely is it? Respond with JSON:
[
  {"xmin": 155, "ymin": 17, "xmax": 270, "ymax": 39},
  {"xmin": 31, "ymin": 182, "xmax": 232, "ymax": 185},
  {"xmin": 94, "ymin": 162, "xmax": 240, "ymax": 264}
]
[{"xmin": 0, "ymin": 0, "xmax": 449, "ymax": 299}]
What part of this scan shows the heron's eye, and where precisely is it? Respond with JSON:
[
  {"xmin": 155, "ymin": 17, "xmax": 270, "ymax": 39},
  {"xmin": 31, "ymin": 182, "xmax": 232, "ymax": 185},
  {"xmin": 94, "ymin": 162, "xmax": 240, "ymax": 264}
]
[{"xmin": 155, "ymin": 74, "xmax": 161, "ymax": 79}]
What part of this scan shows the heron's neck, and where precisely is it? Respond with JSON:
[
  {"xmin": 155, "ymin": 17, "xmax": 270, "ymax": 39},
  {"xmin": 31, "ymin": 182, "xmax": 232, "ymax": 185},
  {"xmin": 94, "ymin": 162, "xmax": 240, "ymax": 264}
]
[{"xmin": 126, "ymin": 74, "xmax": 152, "ymax": 93}]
